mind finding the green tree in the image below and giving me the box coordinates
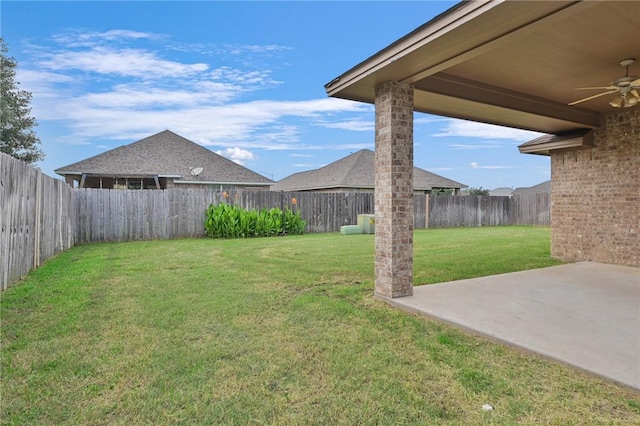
[432,188,454,195]
[1,37,44,163]
[467,187,490,195]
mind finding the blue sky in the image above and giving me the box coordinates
[2,1,549,190]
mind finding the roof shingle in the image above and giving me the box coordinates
[55,130,273,184]
[273,149,465,191]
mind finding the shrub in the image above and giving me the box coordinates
[204,202,305,238]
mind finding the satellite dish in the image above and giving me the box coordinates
[190,166,204,176]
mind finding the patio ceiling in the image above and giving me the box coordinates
[325,1,640,134]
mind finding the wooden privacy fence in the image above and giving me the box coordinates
[1,153,76,290]
[1,153,549,289]
[74,189,548,243]
[75,189,389,243]
[428,194,550,228]
[509,193,551,226]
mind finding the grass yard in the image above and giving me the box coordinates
[2,226,639,425]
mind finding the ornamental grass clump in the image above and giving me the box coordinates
[204,202,305,238]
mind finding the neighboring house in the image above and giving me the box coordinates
[489,187,513,197]
[272,149,465,194]
[512,180,551,196]
[55,130,274,190]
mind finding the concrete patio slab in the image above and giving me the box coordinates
[386,262,640,390]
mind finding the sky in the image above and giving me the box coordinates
[2,1,550,190]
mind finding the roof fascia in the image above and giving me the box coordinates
[173,180,272,186]
[398,1,591,85]
[325,1,594,101]
[58,172,183,178]
[325,0,494,95]
[518,131,594,156]
[275,184,372,192]
[274,184,459,191]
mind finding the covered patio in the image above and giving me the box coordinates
[388,262,640,390]
[326,0,639,295]
[325,0,639,389]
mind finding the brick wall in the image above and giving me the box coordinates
[374,81,414,298]
[551,109,639,267]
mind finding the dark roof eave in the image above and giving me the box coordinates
[518,129,593,156]
[324,0,472,93]
[173,180,273,185]
[56,171,181,178]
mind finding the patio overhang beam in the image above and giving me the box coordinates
[412,74,601,132]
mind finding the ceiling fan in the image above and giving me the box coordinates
[569,58,640,108]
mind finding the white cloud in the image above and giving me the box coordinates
[249,98,365,117]
[16,69,75,109]
[38,47,208,79]
[77,83,240,109]
[209,66,278,86]
[434,119,543,141]
[450,143,502,150]
[215,147,256,165]
[290,153,313,158]
[414,115,449,125]
[37,97,366,148]
[169,43,292,67]
[51,29,161,47]
[222,43,292,55]
[317,119,374,132]
[470,161,518,170]
[19,29,369,151]
[18,69,74,85]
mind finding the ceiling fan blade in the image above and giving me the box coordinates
[574,86,617,90]
[631,89,640,98]
[569,89,619,106]
[631,78,640,86]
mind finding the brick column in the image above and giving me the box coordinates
[374,81,414,299]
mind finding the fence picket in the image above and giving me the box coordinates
[1,153,76,290]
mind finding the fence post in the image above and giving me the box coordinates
[425,194,430,229]
[34,169,42,269]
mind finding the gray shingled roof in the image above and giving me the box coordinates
[512,180,551,195]
[55,130,273,185]
[518,129,592,156]
[273,149,465,191]
[489,187,513,196]
[518,130,588,148]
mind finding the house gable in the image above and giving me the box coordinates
[55,130,274,189]
[273,149,465,192]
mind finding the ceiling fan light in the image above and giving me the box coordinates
[609,95,624,108]
[624,96,638,107]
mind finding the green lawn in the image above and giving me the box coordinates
[2,226,639,425]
